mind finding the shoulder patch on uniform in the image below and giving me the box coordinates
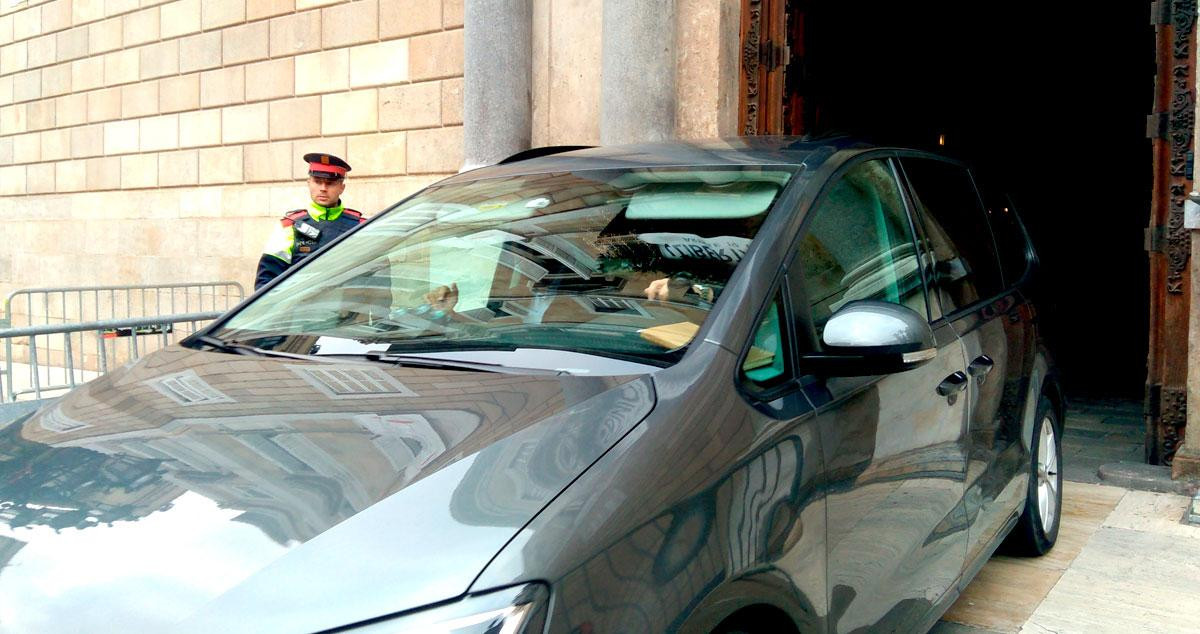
[343,208,366,223]
[281,209,307,227]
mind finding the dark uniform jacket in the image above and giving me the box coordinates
[254,202,364,290]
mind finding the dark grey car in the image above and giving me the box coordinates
[0,138,1063,633]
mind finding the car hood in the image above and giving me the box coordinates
[0,347,654,633]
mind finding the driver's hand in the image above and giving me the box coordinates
[426,283,459,312]
[644,277,671,301]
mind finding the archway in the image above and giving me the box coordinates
[741,0,1173,456]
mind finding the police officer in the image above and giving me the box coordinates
[255,153,365,290]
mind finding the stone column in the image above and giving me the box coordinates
[462,0,533,170]
[600,0,678,145]
[675,0,741,138]
[1175,196,1200,479]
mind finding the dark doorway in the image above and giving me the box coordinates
[772,1,1155,399]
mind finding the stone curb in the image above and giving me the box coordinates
[1096,460,1200,496]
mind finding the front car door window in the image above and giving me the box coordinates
[797,158,928,333]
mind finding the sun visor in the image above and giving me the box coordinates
[607,169,793,188]
[625,181,781,220]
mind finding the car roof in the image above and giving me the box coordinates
[442,135,875,184]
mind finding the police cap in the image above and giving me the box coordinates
[303,153,351,180]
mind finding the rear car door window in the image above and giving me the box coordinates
[901,158,1005,313]
[796,158,928,337]
[974,179,1031,287]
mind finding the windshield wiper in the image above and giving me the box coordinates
[358,351,564,375]
[189,335,315,361]
[190,334,264,355]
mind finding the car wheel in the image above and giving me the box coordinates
[711,606,799,634]
[1005,394,1062,556]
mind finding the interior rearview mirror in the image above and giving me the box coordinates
[801,300,937,376]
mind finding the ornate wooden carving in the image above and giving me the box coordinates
[1168,184,1189,293]
[1169,66,1194,178]
[1161,387,1188,464]
[1147,0,1194,464]
[739,0,788,135]
[1174,0,1197,57]
[742,0,763,135]
[1167,0,1196,293]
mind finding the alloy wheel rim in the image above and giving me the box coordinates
[1036,416,1059,530]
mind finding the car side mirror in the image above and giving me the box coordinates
[800,300,937,376]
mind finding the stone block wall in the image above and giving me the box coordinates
[0,0,464,306]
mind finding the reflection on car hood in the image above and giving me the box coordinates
[0,347,654,633]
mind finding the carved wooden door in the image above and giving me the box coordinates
[739,0,790,134]
[1146,0,1194,465]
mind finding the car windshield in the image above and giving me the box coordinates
[213,166,797,369]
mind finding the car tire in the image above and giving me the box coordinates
[1005,394,1063,556]
[711,607,798,634]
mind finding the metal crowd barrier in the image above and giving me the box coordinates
[1,282,244,330]
[0,282,244,403]
[0,312,224,402]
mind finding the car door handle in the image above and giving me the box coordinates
[968,355,994,379]
[936,371,969,396]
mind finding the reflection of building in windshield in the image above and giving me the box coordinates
[8,347,572,544]
[385,171,775,292]
[233,170,790,356]
[384,209,744,327]
[380,172,617,242]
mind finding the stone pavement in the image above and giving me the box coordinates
[933,401,1200,633]
[1057,399,1145,485]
